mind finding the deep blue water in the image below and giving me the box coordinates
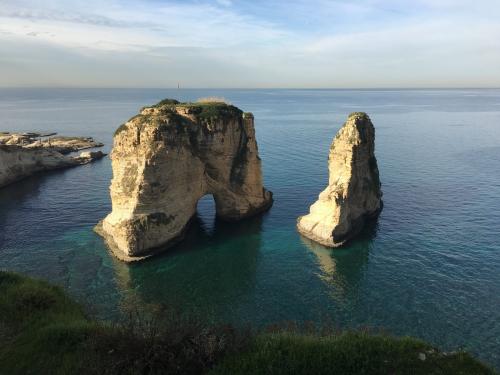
[0,88,499,368]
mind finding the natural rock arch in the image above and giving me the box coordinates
[96,99,273,261]
[196,194,217,229]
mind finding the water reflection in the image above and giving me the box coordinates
[111,214,264,322]
[300,220,379,302]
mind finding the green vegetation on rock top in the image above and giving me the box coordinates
[113,123,128,136]
[153,98,243,120]
[184,103,242,120]
[0,271,496,375]
[153,98,180,107]
[348,112,370,120]
[113,98,244,137]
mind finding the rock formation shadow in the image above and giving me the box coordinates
[0,174,44,207]
[300,218,379,302]
[0,174,50,245]
[0,156,108,230]
[110,213,265,322]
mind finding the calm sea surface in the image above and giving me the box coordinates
[0,88,499,367]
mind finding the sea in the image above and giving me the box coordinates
[0,88,499,368]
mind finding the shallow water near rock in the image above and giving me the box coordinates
[0,88,499,368]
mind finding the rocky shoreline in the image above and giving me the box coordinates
[0,132,106,188]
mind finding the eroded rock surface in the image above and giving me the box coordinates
[97,99,273,261]
[297,112,382,247]
[0,133,106,188]
[0,132,103,153]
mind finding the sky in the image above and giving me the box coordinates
[0,0,499,88]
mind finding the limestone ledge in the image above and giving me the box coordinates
[0,133,106,188]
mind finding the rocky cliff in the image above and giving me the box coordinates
[0,133,106,188]
[297,112,382,247]
[97,99,273,261]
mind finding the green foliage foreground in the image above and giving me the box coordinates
[211,332,494,375]
[0,271,496,375]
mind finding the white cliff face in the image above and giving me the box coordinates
[0,134,106,188]
[98,100,273,261]
[297,112,382,247]
[0,146,72,187]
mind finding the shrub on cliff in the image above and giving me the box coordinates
[0,271,246,374]
[0,271,496,375]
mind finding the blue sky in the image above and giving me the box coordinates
[0,0,499,88]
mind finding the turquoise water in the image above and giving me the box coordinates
[1,88,499,368]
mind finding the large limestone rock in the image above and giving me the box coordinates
[0,134,106,188]
[297,112,382,247]
[97,99,273,261]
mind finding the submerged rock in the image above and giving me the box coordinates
[97,99,273,261]
[297,112,382,247]
[75,150,106,163]
[0,133,106,188]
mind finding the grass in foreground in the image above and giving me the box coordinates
[210,332,493,375]
[0,271,245,375]
[0,271,496,375]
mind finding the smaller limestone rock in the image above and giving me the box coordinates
[297,112,382,247]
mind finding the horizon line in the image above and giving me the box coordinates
[1,86,500,91]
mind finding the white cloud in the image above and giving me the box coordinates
[0,0,499,87]
[0,0,287,52]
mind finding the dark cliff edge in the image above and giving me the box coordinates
[0,271,495,375]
